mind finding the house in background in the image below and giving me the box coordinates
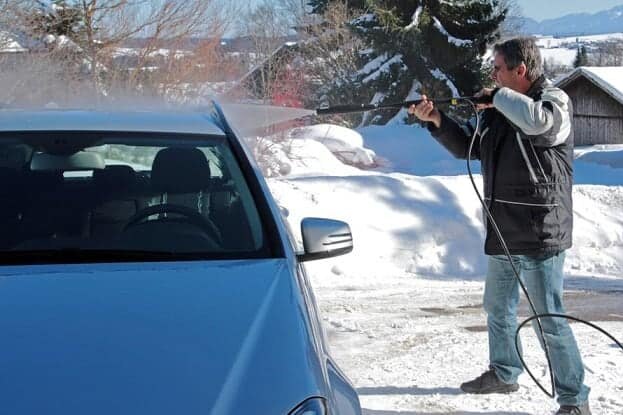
[0,30,30,69]
[223,41,312,136]
[225,41,304,106]
[556,66,623,146]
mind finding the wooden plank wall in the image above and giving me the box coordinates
[563,77,623,146]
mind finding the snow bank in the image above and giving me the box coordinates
[269,122,623,279]
[575,145,623,185]
[288,124,377,168]
[576,144,623,168]
[357,124,478,175]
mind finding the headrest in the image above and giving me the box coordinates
[93,165,137,190]
[151,147,211,194]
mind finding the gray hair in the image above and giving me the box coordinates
[494,37,543,81]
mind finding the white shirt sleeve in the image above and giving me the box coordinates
[493,86,572,147]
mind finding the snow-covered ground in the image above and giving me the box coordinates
[536,32,623,67]
[262,122,623,414]
[540,48,578,68]
[535,33,623,49]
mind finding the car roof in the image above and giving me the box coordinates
[0,109,227,136]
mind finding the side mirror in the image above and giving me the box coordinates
[297,218,353,262]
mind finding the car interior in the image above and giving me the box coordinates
[0,135,267,261]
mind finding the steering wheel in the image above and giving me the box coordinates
[123,203,222,244]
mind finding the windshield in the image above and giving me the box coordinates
[0,132,272,264]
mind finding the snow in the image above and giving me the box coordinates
[112,47,191,60]
[352,13,376,25]
[0,31,28,53]
[535,33,623,68]
[575,144,623,162]
[360,53,389,76]
[535,33,623,49]
[575,145,623,185]
[432,17,472,47]
[362,54,405,84]
[540,47,577,67]
[405,6,423,31]
[431,68,460,97]
[265,119,623,414]
[287,124,377,168]
[388,80,422,125]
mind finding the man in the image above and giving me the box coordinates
[408,37,590,415]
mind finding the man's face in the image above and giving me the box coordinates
[491,52,523,91]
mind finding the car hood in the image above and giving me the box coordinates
[0,259,326,414]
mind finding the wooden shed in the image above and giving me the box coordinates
[555,66,623,146]
[0,30,30,70]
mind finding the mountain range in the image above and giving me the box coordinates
[517,5,623,36]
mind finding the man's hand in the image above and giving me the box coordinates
[408,95,441,129]
[474,88,496,110]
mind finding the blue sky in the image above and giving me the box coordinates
[519,0,623,20]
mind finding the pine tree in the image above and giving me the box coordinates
[317,0,506,124]
[573,45,589,68]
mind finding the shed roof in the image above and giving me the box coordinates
[0,30,28,53]
[556,66,623,106]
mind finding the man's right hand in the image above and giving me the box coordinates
[408,95,441,129]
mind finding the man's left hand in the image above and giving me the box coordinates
[475,88,496,110]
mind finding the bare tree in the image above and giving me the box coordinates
[0,0,18,50]
[0,0,11,20]
[278,0,307,30]
[238,0,296,104]
[592,39,623,66]
[543,57,570,80]
[297,0,366,120]
[155,36,244,104]
[9,0,236,100]
[497,0,523,37]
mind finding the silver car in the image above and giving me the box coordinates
[0,104,361,415]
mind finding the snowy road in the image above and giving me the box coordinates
[308,272,622,415]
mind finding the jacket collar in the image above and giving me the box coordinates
[526,75,548,98]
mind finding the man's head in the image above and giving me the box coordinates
[492,37,543,93]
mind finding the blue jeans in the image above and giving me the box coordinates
[483,251,590,406]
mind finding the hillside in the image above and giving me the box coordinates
[518,5,623,36]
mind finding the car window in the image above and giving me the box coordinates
[0,133,272,264]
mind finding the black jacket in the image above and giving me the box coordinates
[429,76,574,256]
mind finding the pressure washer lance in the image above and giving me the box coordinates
[315,95,493,115]
[315,95,623,400]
